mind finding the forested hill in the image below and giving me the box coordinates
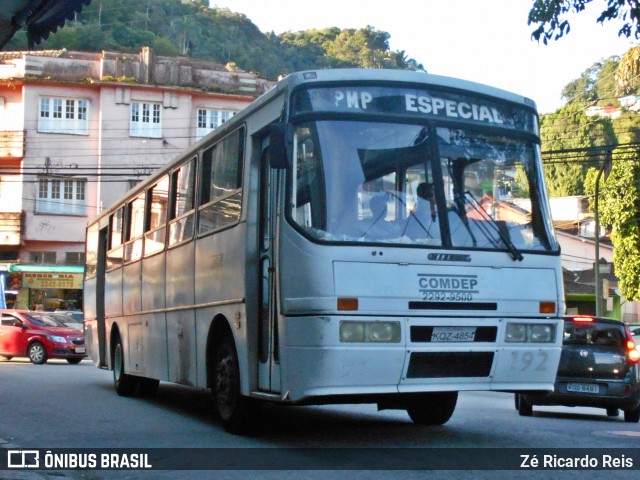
[4,0,423,79]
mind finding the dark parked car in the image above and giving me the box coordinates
[0,309,87,364]
[515,315,640,422]
[627,323,640,336]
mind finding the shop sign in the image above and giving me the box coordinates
[22,272,83,289]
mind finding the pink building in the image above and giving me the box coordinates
[0,47,274,309]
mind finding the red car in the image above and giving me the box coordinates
[0,309,87,364]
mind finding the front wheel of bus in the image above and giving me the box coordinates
[113,338,137,397]
[406,392,458,425]
[214,336,259,433]
[517,394,533,416]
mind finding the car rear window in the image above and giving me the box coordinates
[563,321,626,348]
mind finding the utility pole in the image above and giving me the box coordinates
[594,152,612,317]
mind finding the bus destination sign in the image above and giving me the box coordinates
[293,86,537,134]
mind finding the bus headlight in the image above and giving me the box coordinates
[340,321,401,343]
[339,321,366,342]
[505,323,556,343]
[529,324,554,343]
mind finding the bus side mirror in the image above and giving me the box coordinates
[269,123,293,169]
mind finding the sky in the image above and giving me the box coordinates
[210,0,638,113]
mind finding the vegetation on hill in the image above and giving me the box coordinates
[5,0,422,78]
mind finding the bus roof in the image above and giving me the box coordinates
[277,69,536,109]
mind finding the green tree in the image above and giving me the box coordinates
[562,57,620,106]
[540,102,615,196]
[616,46,640,94]
[584,144,640,300]
[582,111,640,300]
[528,0,640,43]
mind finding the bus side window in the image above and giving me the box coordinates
[85,223,100,279]
[168,158,196,247]
[144,175,169,256]
[106,207,124,270]
[124,192,145,262]
[198,128,244,235]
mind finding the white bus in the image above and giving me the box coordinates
[84,69,564,432]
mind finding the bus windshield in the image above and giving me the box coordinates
[288,120,557,254]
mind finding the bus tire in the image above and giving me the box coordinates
[28,342,47,364]
[624,405,640,423]
[214,335,259,433]
[137,378,160,397]
[406,392,457,425]
[113,337,137,397]
[518,395,533,416]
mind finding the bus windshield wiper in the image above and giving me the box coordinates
[463,191,524,262]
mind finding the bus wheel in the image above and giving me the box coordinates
[518,395,533,416]
[624,405,640,423]
[214,336,259,433]
[137,378,160,397]
[406,392,457,425]
[113,337,137,396]
[28,342,47,364]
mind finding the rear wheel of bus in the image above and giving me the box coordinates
[213,334,260,433]
[113,335,137,396]
[406,392,458,425]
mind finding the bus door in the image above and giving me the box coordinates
[257,142,282,393]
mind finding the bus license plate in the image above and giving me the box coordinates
[431,327,476,342]
[567,383,599,394]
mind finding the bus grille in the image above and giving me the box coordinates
[406,352,494,378]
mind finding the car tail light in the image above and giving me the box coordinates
[625,328,640,364]
[573,316,594,322]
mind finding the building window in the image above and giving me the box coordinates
[38,97,88,134]
[29,251,56,264]
[196,109,235,140]
[36,178,87,215]
[65,252,85,265]
[0,251,18,261]
[130,101,161,138]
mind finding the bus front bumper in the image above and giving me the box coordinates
[278,316,562,403]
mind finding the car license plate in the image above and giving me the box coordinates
[75,347,86,354]
[567,382,599,394]
[431,327,476,342]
